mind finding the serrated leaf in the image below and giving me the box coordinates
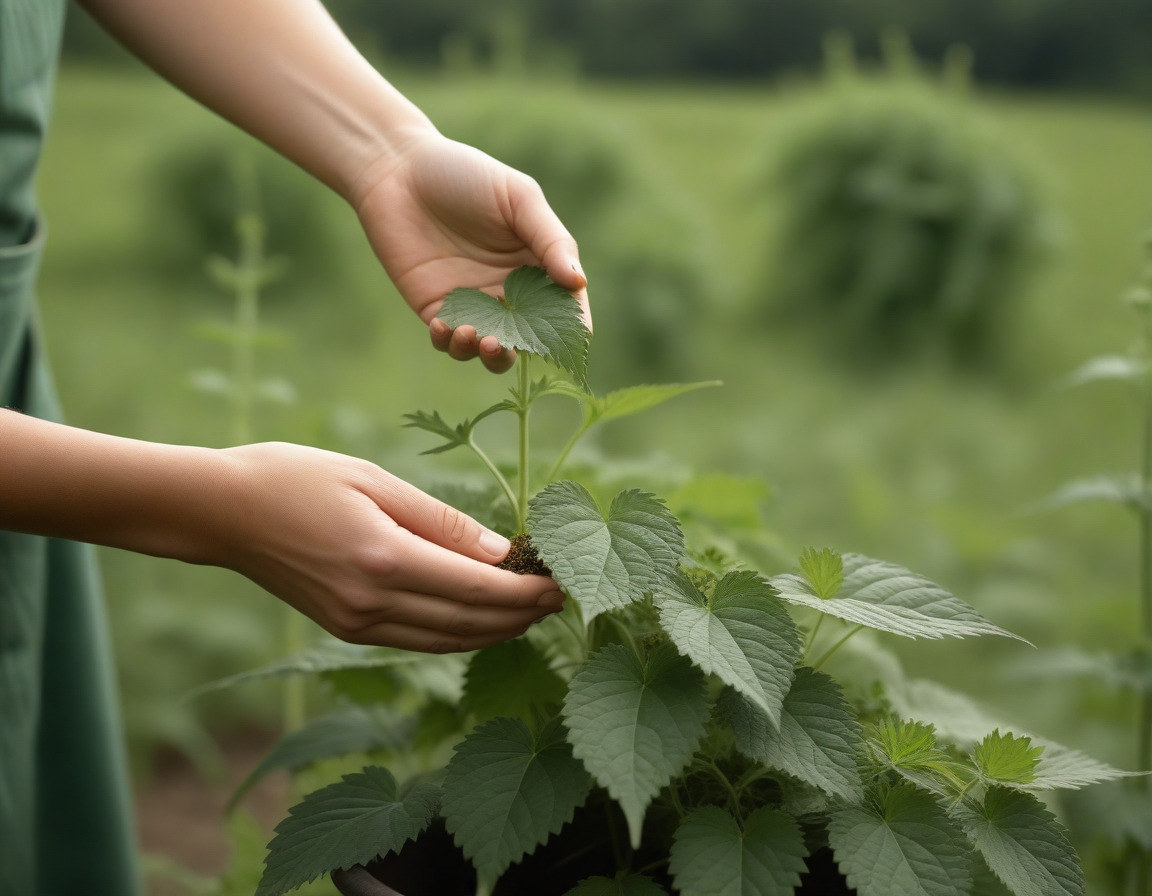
[828,784,972,896]
[402,402,514,455]
[771,553,1026,642]
[256,767,438,896]
[868,718,972,796]
[1056,355,1147,390]
[656,570,799,725]
[974,731,1044,786]
[229,705,413,811]
[564,875,669,896]
[461,639,567,727]
[798,547,844,600]
[562,642,710,847]
[722,666,864,802]
[441,716,591,885]
[952,787,1084,896]
[438,265,590,389]
[1030,474,1150,513]
[529,482,685,619]
[669,806,809,896]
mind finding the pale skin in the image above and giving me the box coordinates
[0,0,588,652]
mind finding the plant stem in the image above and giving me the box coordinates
[545,421,592,484]
[811,623,865,671]
[805,613,826,664]
[467,435,520,529]
[517,354,532,528]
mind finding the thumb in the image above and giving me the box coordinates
[385,476,511,564]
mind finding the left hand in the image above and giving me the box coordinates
[352,130,590,373]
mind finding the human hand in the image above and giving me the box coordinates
[352,131,589,373]
[215,441,564,653]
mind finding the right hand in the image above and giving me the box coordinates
[214,441,564,653]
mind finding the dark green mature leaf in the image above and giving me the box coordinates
[952,787,1084,896]
[723,666,863,802]
[828,785,972,896]
[564,875,669,896]
[441,717,592,885]
[562,642,710,847]
[771,553,1025,642]
[256,767,438,896]
[438,265,590,389]
[669,806,809,896]
[461,639,567,727]
[529,482,685,619]
[655,570,799,725]
[229,705,412,811]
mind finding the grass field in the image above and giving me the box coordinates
[32,64,1152,884]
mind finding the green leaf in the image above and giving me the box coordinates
[974,731,1044,787]
[799,547,844,600]
[256,767,438,896]
[669,806,809,896]
[461,639,567,727]
[1030,474,1150,514]
[229,706,413,811]
[564,875,669,896]
[441,716,592,885]
[656,570,799,725]
[771,553,1026,642]
[402,402,513,455]
[562,642,710,847]
[828,784,972,896]
[438,265,590,389]
[529,482,685,620]
[868,718,972,797]
[722,666,864,802]
[952,787,1084,896]
[186,641,426,700]
[1056,355,1147,390]
[574,381,723,427]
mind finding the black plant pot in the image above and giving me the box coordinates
[331,816,855,896]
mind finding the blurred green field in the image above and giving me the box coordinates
[34,61,1152,817]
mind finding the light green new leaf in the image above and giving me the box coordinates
[256,767,438,896]
[952,787,1084,896]
[441,716,591,885]
[438,265,590,389]
[461,639,567,726]
[229,705,412,811]
[771,553,1025,642]
[669,806,809,896]
[564,875,669,896]
[573,381,723,427]
[722,666,863,802]
[974,731,1044,787]
[799,547,844,600]
[562,642,710,847]
[828,784,972,896]
[655,570,799,725]
[868,718,972,797]
[529,482,685,619]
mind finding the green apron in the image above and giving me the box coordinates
[1,2,143,894]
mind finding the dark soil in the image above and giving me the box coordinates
[497,533,552,577]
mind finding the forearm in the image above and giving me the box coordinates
[77,0,435,201]
[0,409,234,565]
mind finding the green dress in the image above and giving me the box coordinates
[1,2,143,894]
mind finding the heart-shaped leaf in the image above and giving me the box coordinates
[529,481,684,620]
[438,265,590,389]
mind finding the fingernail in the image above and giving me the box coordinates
[539,590,566,609]
[430,318,450,337]
[570,260,586,283]
[479,528,510,557]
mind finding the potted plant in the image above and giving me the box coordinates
[213,268,1128,896]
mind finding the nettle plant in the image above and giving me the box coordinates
[227,268,1125,896]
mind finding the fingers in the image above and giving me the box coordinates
[429,320,517,373]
